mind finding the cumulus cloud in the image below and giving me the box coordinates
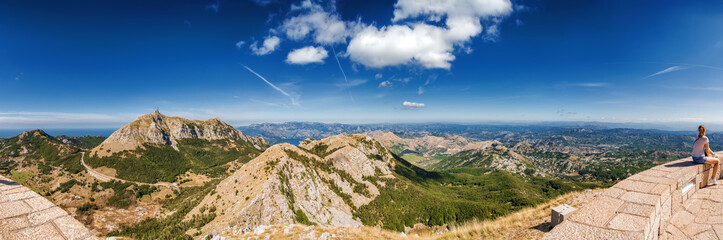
[281,0,360,44]
[258,0,515,69]
[250,36,281,55]
[375,73,383,79]
[402,101,425,109]
[347,0,513,69]
[286,46,328,64]
[392,0,513,22]
[378,80,392,88]
[235,40,246,49]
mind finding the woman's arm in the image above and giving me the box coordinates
[706,143,714,157]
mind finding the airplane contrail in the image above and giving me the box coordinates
[331,45,354,102]
[645,66,687,78]
[241,64,298,105]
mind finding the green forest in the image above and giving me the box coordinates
[85,139,261,183]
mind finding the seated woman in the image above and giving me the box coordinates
[693,125,720,185]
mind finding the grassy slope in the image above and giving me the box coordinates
[355,155,602,232]
[0,131,85,174]
[85,139,261,183]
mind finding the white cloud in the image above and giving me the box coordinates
[393,77,411,83]
[418,86,425,94]
[249,0,276,6]
[286,46,328,64]
[572,82,608,87]
[402,101,425,109]
[263,0,515,69]
[392,0,513,22]
[375,73,383,79]
[250,36,281,55]
[378,81,392,88]
[347,0,513,69]
[281,0,360,44]
[334,79,367,88]
[235,40,246,49]
[206,0,220,13]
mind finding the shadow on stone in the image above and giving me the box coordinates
[532,222,552,233]
[0,179,20,186]
[662,161,698,169]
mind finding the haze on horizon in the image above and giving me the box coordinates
[1,0,723,130]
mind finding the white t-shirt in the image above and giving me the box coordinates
[692,136,709,157]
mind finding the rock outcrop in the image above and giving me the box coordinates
[90,110,267,157]
[187,134,396,235]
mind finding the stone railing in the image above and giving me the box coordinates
[544,153,721,240]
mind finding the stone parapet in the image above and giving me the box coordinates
[544,153,722,240]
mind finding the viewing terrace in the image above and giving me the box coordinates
[545,152,723,239]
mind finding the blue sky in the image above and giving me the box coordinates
[1,0,722,129]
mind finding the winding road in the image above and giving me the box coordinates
[80,152,179,190]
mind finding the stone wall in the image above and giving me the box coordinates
[544,153,721,240]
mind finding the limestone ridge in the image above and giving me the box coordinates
[90,111,268,157]
[188,134,396,234]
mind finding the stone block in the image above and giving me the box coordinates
[27,207,67,225]
[0,216,31,232]
[0,200,33,219]
[641,169,675,178]
[2,223,65,240]
[606,213,648,232]
[672,187,683,215]
[7,190,36,201]
[23,196,55,212]
[602,187,626,199]
[670,210,694,229]
[568,196,624,227]
[620,191,660,206]
[615,180,659,194]
[551,204,577,228]
[712,225,723,239]
[618,202,656,218]
[53,215,92,240]
[682,223,711,237]
[692,230,717,240]
[663,224,688,240]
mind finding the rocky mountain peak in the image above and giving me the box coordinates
[188,134,396,235]
[90,112,267,157]
[18,129,52,139]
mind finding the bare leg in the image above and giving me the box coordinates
[705,158,720,180]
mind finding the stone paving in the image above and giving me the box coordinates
[666,184,723,239]
[0,174,98,240]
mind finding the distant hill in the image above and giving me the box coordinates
[239,122,371,144]
[85,111,269,183]
[55,135,106,149]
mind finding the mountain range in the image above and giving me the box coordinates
[2,114,701,239]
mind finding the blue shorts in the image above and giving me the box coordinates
[693,156,708,164]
